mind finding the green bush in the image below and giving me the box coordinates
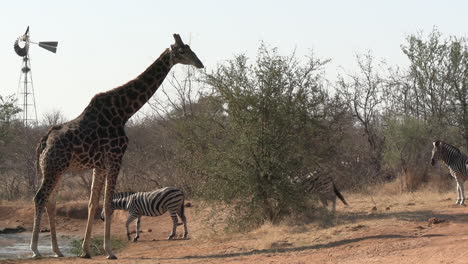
[186,44,331,228]
[69,236,126,257]
[383,116,461,191]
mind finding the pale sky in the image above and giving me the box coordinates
[1,0,467,121]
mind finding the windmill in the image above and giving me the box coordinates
[14,26,58,126]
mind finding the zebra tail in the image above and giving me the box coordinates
[333,182,348,206]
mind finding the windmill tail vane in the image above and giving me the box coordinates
[36,41,58,53]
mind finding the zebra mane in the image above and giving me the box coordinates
[441,141,462,155]
[112,191,136,199]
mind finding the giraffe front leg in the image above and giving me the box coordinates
[81,169,104,258]
[103,172,119,259]
[46,190,63,257]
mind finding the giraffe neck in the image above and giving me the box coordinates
[82,48,174,125]
[119,48,175,121]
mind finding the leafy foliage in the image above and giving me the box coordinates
[69,236,126,257]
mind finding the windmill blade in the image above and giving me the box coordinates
[38,41,58,53]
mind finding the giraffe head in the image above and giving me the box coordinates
[170,34,204,69]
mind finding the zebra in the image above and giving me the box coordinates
[100,187,188,242]
[431,140,468,205]
[297,173,348,212]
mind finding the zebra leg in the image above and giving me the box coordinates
[319,196,328,209]
[45,189,63,257]
[458,180,466,206]
[455,179,462,205]
[331,196,337,213]
[126,213,138,241]
[168,210,178,240]
[133,216,141,242]
[178,203,188,239]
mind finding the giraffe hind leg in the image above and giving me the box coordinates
[46,189,64,257]
[31,198,45,258]
[31,172,61,258]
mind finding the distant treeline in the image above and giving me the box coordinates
[0,29,466,228]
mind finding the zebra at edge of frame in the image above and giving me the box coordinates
[431,140,468,206]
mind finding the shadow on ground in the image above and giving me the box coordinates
[335,209,468,225]
[158,233,443,261]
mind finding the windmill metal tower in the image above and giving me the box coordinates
[14,26,58,126]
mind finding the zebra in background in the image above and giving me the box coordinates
[431,140,468,205]
[100,187,188,242]
[296,173,348,212]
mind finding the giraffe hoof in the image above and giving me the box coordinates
[132,237,138,242]
[167,236,174,240]
[80,252,91,259]
[54,252,64,258]
[32,253,42,259]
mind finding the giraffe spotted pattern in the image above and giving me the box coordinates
[30,34,203,260]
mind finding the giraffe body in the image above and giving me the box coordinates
[30,34,203,259]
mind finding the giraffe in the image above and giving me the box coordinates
[30,34,204,259]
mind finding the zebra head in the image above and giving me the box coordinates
[431,140,442,166]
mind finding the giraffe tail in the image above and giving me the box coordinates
[35,135,48,179]
[333,182,348,206]
[35,125,62,179]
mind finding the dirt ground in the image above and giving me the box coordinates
[1,190,468,264]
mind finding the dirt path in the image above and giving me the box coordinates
[1,192,468,264]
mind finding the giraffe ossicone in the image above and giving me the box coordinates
[30,33,203,259]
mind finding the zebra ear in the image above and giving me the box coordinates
[433,140,440,147]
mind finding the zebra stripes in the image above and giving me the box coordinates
[431,140,468,205]
[294,173,348,212]
[100,187,188,242]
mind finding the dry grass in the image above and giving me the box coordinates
[183,185,457,254]
[0,185,458,256]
